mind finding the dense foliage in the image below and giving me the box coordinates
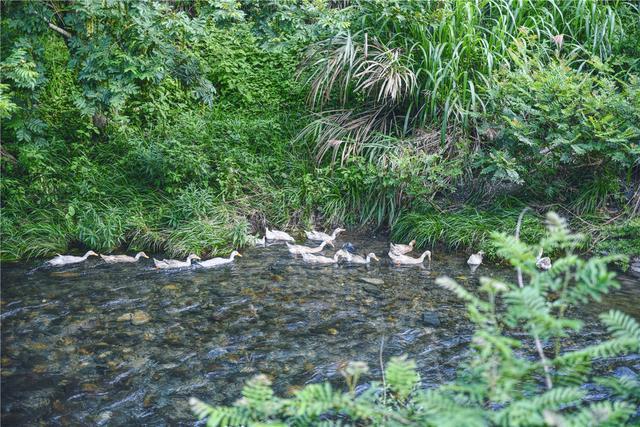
[191,213,640,426]
[1,0,639,261]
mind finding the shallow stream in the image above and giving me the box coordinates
[2,235,639,425]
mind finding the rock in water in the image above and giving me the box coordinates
[117,311,151,325]
[131,310,151,325]
[613,366,638,380]
[421,311,441,328]
[359,277,384,286]
[116,313,132,322]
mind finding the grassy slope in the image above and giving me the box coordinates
[1,12,638,263]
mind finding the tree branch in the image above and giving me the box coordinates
[48,22,72,38]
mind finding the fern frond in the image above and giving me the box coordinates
[288,382,338,418]
[240,374,283,416]
[385,356,420,402]
[596,374,640,402]
[600,310,640,343]
[495,387,584,426]
[190,397,216,420]
[562,401,635,427]
[189,398,250,426]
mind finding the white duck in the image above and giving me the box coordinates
[390,240,416,255]
[536,248,552,271]
[197,251,242,268]
[153,254,200,269]
[467,251,484,266]
[305,228,345,242]
[265,227,295,242]
[389,250,431,266]
[340,251,379,264]
[100,252,149,264]
[301,252,340,264]
[286,240,333,255]
[46,251,99,267]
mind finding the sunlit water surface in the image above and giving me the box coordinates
[2,235,639,425]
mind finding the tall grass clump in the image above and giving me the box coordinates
[299,0,629,164]
[392,206,546,257]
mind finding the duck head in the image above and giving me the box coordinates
[187,254,201,261]
[136,252,149,259]
[230,251,242,259]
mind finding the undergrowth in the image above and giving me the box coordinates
[1,1,638,262]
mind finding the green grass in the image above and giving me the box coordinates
[391,206,640,266]
[592,218,640,270]
[391,206,547,258]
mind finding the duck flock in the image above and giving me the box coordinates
[43,227,548,271]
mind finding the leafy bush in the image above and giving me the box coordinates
[482,49,640,210]
[0,1,318,260]
[192,213,640,426]
[298,0,633,164]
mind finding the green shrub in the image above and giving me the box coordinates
[192,213,640,426]
[483,50,640,210]
[299,0,633,163]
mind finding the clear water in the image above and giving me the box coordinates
[2,235,639,425]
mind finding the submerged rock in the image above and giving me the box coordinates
[131,311,150,325]
[96,411,112,426]
[49,271,80,278]
[421,311,441,328]
[116,313,131,322]
[359,277,384,286]
[116,310,151,325]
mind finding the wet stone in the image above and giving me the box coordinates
[117,310,151,325]
[81,383,99,392]
[361,284,382,297]
[359,277,384,286]
[421,311,441,328]
[96,411,112,426]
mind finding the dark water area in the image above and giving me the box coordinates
[2,235,639,425]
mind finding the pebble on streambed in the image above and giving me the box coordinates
[116,310,151,325]
[421,311,441,328]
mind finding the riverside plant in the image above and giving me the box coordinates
[191,212,640,426]
[298,0,630,164]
